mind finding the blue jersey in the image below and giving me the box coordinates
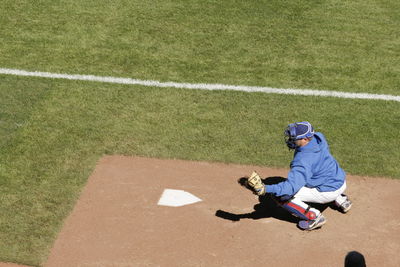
[266,132,346,197]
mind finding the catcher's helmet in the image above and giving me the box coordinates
[284,121,314,149]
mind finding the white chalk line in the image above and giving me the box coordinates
[1,68,399,102]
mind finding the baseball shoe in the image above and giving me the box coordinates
[298,214,326,231]
[336,194,352,213]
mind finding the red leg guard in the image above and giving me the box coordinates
[279,198,318,220]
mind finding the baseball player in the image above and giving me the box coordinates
[247,121,352,230]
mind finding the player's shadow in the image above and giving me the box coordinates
[215,176,329,224]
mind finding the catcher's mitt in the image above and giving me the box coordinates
[247,171,266,196]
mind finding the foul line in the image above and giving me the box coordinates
[1,68,399,102]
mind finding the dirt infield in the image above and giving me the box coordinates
[5,156,399,266]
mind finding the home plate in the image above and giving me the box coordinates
[158,189,202,207]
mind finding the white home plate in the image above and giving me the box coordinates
[158,189,202,207]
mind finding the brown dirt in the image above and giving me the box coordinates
[6,156,400,266]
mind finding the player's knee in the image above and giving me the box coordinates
[280,198,319,221]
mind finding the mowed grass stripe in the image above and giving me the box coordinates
[1,68,399,102]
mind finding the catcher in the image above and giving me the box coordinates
[247,121,352,230]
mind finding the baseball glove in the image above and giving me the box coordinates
[247,171,266,196]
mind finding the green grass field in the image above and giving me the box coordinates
[0,0,399,265]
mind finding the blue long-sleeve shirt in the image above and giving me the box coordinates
[266,132,346,197]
